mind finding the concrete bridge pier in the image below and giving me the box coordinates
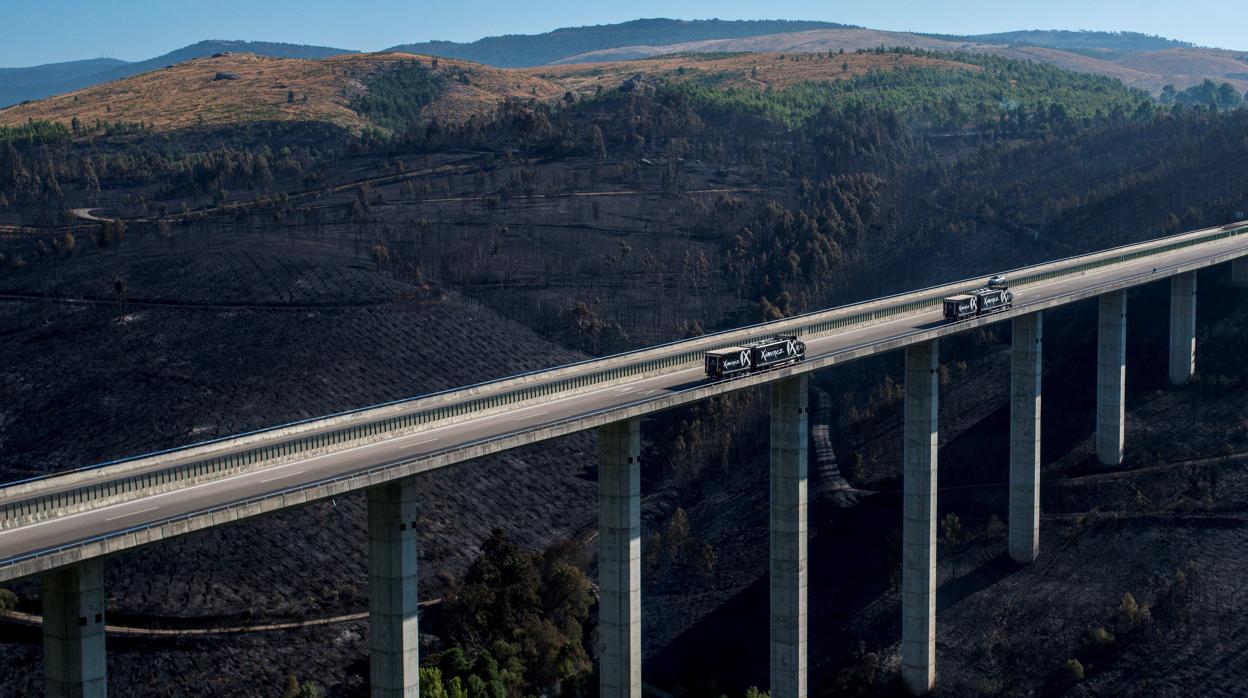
[43,559,107,698]
[1169,272,1197,386]
[1096,291,1127,466]
[902,341,939,695]
[1231,258,1248,287]
[1009,313,1043,563]
[599,418,641,698]
[368,478,421,698]
[770,375,808,698]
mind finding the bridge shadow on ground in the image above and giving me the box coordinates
[645,488,1034,694]
[646,492,906,693]
[936,553,1021,613]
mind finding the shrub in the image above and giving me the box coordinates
[1081,625,1115,656]
[1119,592,1152,630]
[1065,658,1085,682]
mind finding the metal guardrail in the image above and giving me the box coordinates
[0,359,777,571]
[2,233,1245,574]
[3,221,1247,531]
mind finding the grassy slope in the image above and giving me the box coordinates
[0,52,567,133]
[0,50,1020,135]
[531,50,980,94]
[550,28,1248,95]
[0,51,987,135]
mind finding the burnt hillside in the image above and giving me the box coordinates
[0,59,1247,696]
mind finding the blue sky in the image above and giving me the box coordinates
[1,0,1246,67]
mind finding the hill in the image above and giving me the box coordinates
[927,29,1194,52]
[1,47,1150,136]
[531,50,980,95]
[551,27,1248,94]
[387,18,854,67]
[0,40,358,108]
[0,52,565,133]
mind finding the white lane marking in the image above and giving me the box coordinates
[0,350,706,510]
[511,410,549,421]
[618,386,636,394]
[398,438,439,450]
[644,389,659,395]
[105,506,159,522]
[259,470,305,484]
[3,237,1238,542]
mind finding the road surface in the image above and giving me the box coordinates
[0,229,1244,575]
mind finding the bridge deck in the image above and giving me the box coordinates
[1,226,1246,581]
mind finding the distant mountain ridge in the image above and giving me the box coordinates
[537,27,1246,96]
[0,40,357,107]
[2,21,1240,109]
[387,18,856,67]
[922,29,1195,52]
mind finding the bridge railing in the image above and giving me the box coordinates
[0,354,789,574]
[2,220,1246,530]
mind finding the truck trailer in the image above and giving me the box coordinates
[704,334,806,379]
[942,286,1014,322]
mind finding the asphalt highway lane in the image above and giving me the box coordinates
[1,230,1244,568]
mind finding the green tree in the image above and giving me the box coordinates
[465,675,497,698]
[420,667,448,698]
[590,124,607,160]
[439,647,471,677]
[442,531,593,692]
[1215,82,1241,111]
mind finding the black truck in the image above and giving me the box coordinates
[704,334,807,379]
[942,286,1014,322]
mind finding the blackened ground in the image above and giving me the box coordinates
[643,267,1248,696]
[0,231,600,696]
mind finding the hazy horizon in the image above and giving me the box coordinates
[2,0,1248,68]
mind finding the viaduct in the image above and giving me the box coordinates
[2,221,1247,697]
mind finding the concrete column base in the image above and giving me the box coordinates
[1096,291,1127,466]
[1009,313,1042,563]
[902,341,938,695]
[368,478,420,698]
[600,418,641,698]
[43,559,107,698]
[770,375,808,698]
